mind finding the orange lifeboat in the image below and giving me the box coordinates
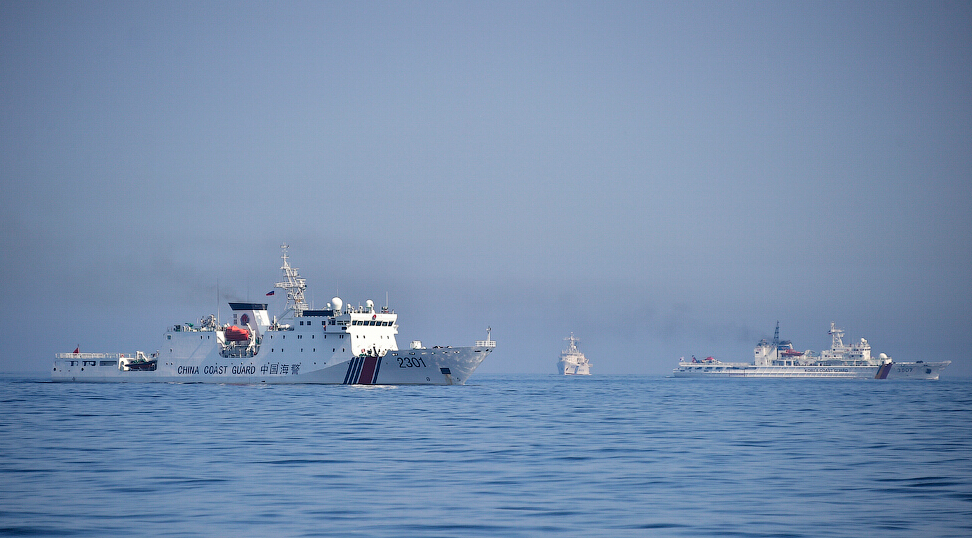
[225,325,250,341]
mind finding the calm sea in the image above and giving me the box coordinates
[1,375,969,537]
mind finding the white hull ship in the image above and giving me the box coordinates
[673,322,949,380]
[558,333,591,375]
[53,247,495,385]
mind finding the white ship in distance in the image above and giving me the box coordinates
[53,246,495,385]
[559,333,591,375]
[673,322,949,379]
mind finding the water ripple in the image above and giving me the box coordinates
[1,376,969,538]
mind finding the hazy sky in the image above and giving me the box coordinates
[2,1,970,377]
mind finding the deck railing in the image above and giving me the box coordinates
[55,353,127,359]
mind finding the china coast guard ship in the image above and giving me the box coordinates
[673,322,949,379]
[53,246,495,385]
[558,333,591,375]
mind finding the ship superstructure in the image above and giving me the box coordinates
[674,322,949,379]
[53,246,495,385]
[558,333,591,375]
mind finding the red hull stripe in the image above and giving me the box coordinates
[342,356,383,385]
[357,357,378,385]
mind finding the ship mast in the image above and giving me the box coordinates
[274,244,308,318]
[565,332,579,353]
[774,321,780,361]
[829,322,844,350]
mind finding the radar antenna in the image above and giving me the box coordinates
[274,244,308,318]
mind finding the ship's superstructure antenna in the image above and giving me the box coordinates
[829,322,844,350]
[565,332,580,352]
[275,244,308,318]
[773,321,780,360]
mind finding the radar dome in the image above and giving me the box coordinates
[366,299,374,312]
[332,297,343,313]
[879,353,888,359]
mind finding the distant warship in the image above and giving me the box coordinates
[558,333,591,375]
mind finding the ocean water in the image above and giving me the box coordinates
[1,375,970,537]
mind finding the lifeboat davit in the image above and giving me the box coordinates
[225,326,250,341]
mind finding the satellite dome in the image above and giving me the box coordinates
[332,297,343,313]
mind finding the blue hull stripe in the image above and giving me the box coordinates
[372,357,382,384]
[342,358,358,385]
